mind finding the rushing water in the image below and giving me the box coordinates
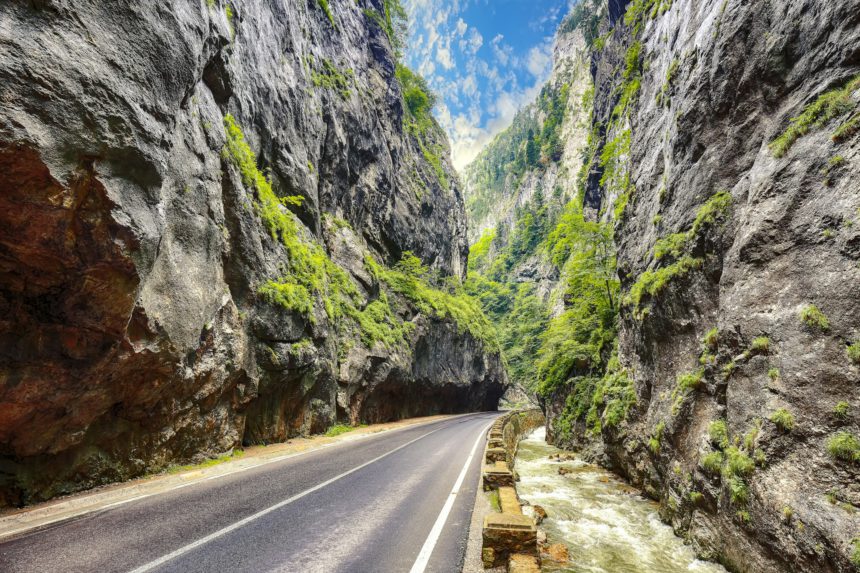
[516,427,727,573]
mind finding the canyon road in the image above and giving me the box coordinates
[0,412,501,573]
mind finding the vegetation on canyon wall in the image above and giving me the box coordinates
[464,7,634,442]
[466,0,860,569]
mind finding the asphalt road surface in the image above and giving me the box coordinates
[0,412,501,573]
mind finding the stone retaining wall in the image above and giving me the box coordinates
[480,410,544,571]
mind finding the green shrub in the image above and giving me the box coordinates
[768,368,780,381]
[654,232,690,260]
[782,505,793,521]
[649,421,665,454]
[847,340,860,364]
[709,420,729,449]
[728,475,749,505]
[396,64,436,124]
[800,304,830,331]
[324,424,355,437]
[743,421,761,451]
[671,369,703,415]
[769,75,860,157]
[678,369,704,391]
[769,408,794,432]
[625,256,703,311]
[833,113,860,143]
[750,336,770,354]
[834,401,850,421]
[691,191,732,236]
[311,58,354,99]
[701,451,724,474]
[703,327,719,350]
[724,446,755,477]
[827,432,860,463]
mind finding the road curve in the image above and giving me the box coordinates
[0,412,502,573]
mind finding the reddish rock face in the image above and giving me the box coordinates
[0,2,506,506]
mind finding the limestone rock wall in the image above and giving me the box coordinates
[0,0,506,506]
[548,0,860,571]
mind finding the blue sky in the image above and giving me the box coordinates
[403,0,576,170]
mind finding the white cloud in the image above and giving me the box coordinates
[461,74,478,97]
[401,0,561,172]
[436,36,455,70]
[526,42,552,78]
[490,34,511,65]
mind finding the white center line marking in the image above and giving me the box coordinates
[408,418,495,573]
[128,425,448,573]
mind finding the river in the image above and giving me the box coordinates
[515,427,727,573]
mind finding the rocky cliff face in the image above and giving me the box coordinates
[0,0,506,506]
[543,0,860,571]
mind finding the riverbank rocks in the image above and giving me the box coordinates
[558,467,573,476]
[531,505,547,525]
[541,543,569,563]
[507,553,541,573]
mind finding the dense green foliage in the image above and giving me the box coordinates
[467,186,628,439]
[368,253,500,351]
[394,64,448,191]
[223,116,495,352]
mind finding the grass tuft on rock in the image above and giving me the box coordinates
[834,401,850,421]
[826,432,860,463]
[709,419,730,449]
[750,336,770,354]
[847,339,860,364]
[769,408,794,432]
[769,75,860,158]
[800,304,830,332]
[317,0,335,26]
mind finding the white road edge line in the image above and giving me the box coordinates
[408,418,495,573]
[127,424,449,573]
